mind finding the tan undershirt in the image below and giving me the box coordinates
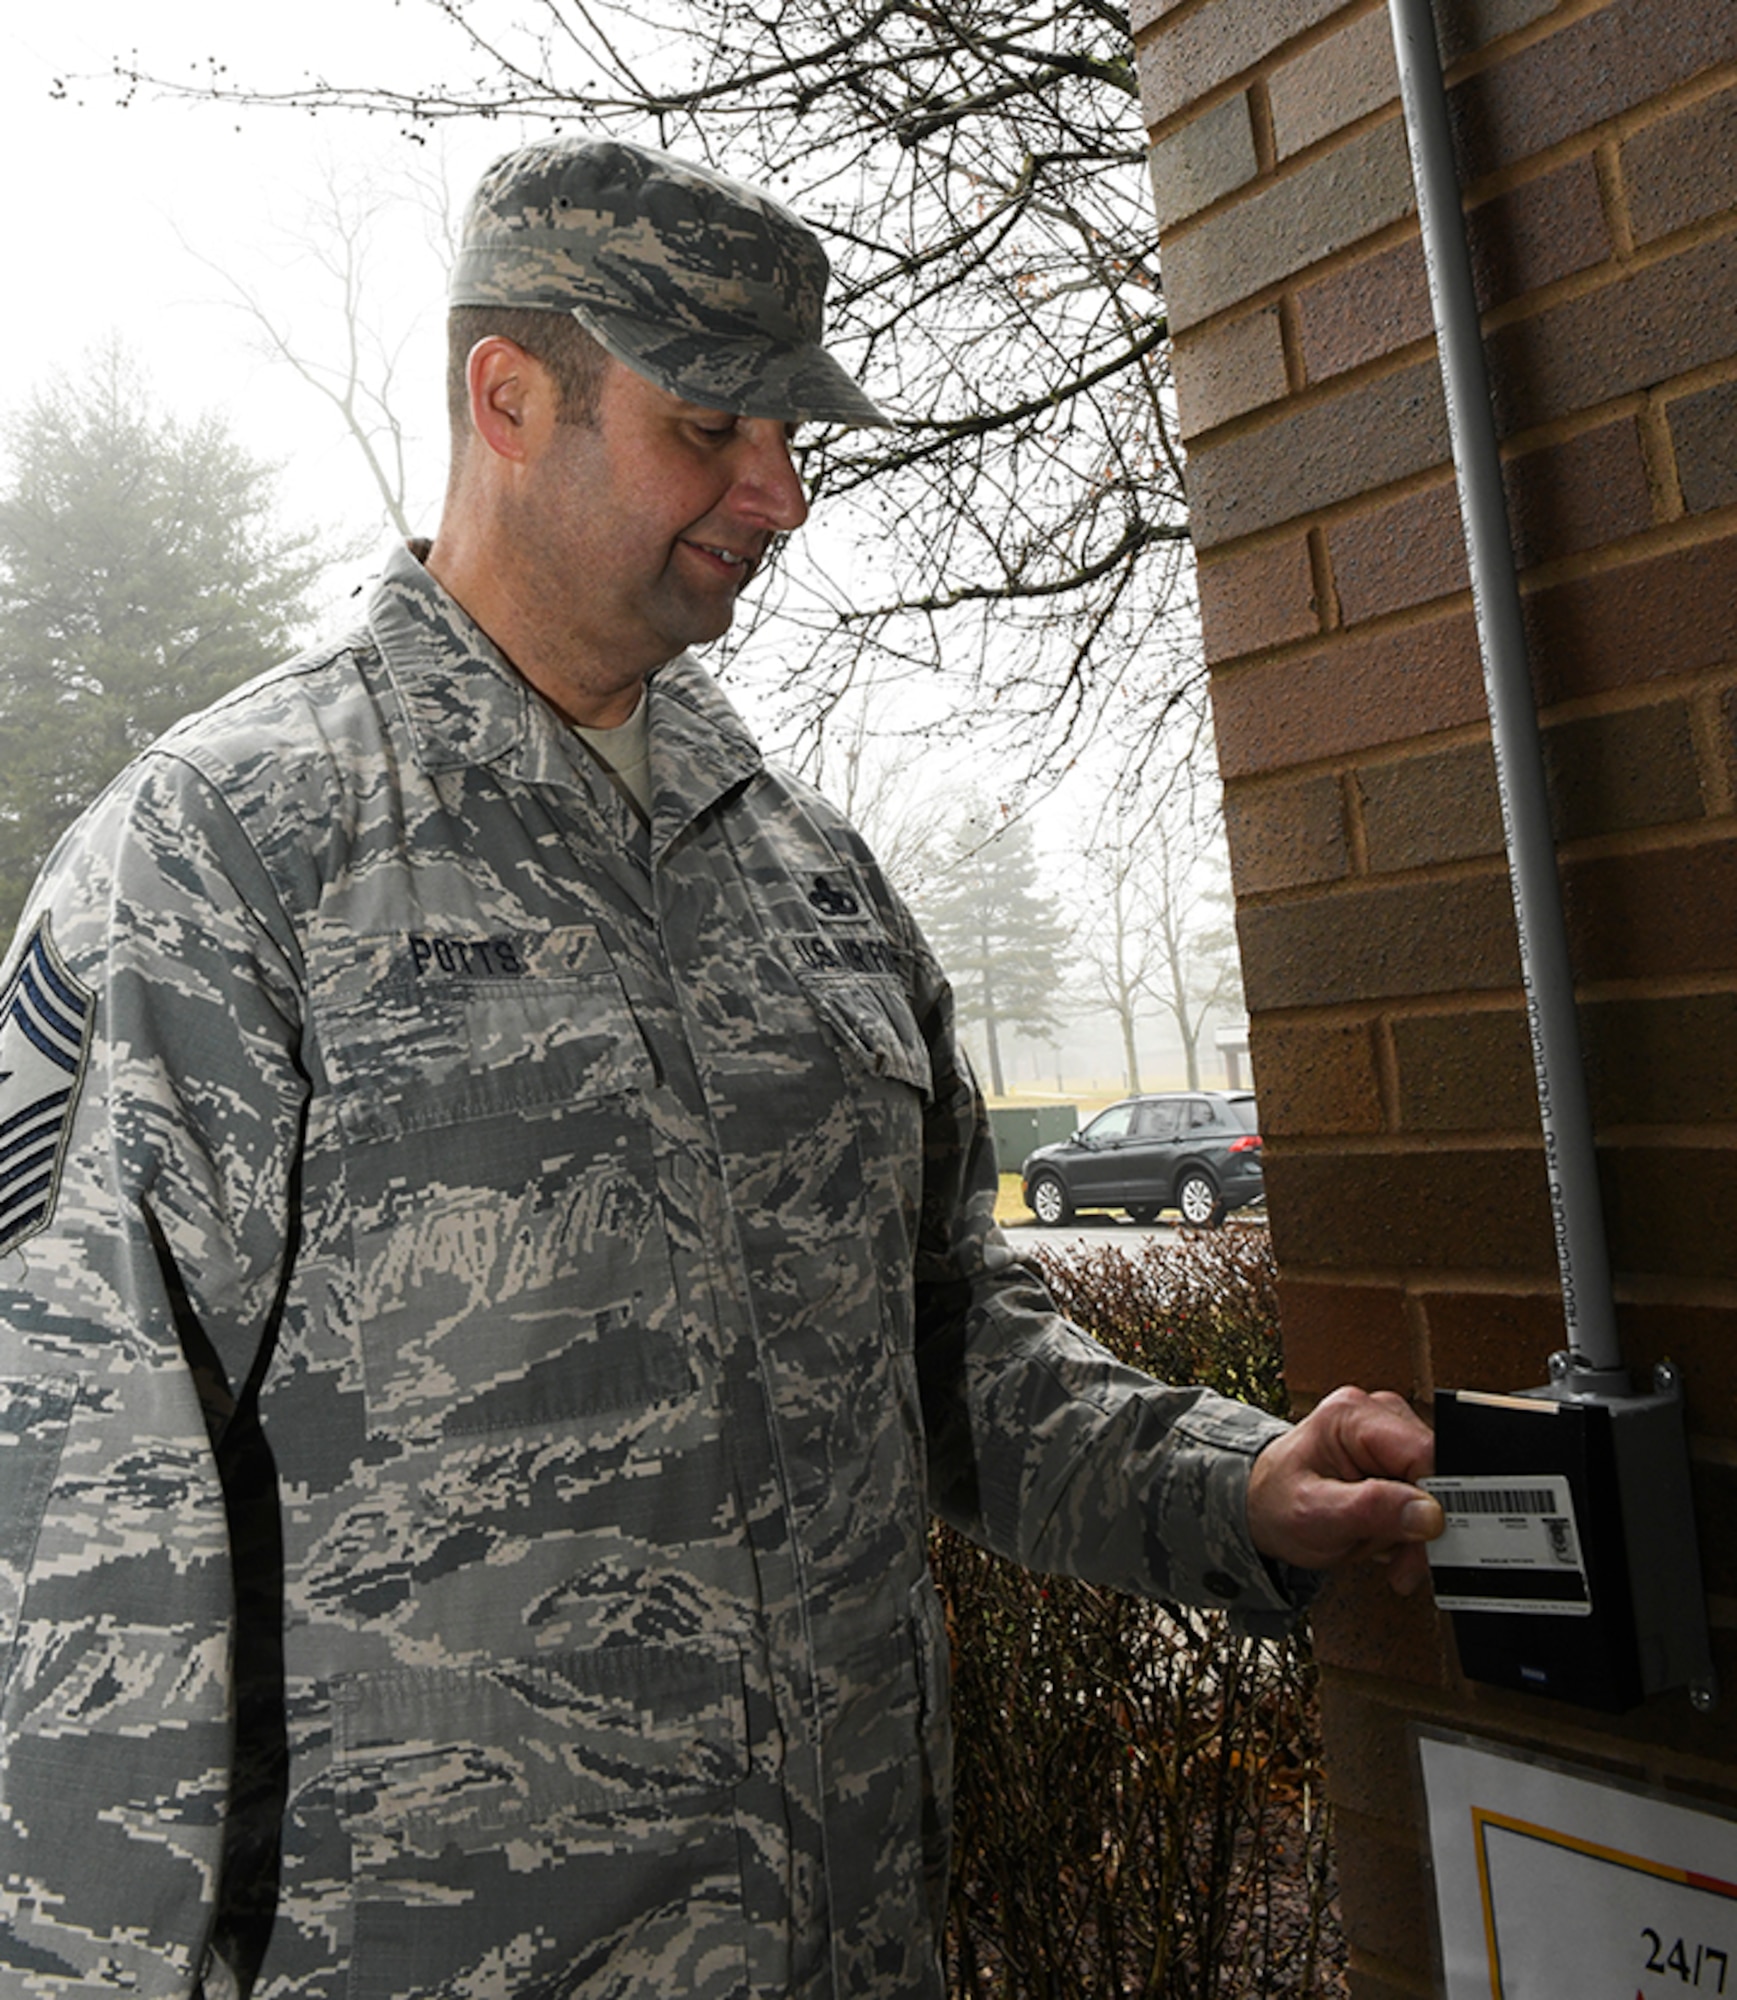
[572,689,652,821]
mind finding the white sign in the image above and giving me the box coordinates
[1422,1734,1737,2000]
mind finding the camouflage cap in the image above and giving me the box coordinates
[450,137,890,428]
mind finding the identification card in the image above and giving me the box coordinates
[1422,1473,1593,1616]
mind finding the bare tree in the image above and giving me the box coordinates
[1066,715,1246,1092]
[1073,837,1156,1094]
[177,152,459,541]
[1138,812,1244,1092]
[112,0,1202,807]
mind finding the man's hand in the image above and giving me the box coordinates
[1246,1386,1444,1595]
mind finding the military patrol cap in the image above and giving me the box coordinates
[450,137,889,428]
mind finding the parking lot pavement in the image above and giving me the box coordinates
[1001,1214,1179,1253]
[1000,1211,1267,1254]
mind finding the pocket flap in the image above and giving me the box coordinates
[333,1642,750,1841]
[784,950,933,1100]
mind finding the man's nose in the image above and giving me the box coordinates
[734,422,810,532]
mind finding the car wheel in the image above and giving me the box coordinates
[1126,1204,1160,1225]
[1030,1173,1073,1226]
[1175,1168,1221,1228]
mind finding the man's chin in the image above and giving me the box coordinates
[660,593,743,656]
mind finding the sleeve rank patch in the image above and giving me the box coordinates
[0,919,96,1258]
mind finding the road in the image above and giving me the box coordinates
[1000,1210,1269,1254]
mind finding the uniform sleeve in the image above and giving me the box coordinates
[903,924,1312,1634]
[0,751,308,1995]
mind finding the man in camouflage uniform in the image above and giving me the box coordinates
[0,140,1440,1998]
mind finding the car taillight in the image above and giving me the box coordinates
[1229,1135,1261,1153]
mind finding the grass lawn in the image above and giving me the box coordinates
[994,1173,1029,1227]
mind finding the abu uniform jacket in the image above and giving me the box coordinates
[0,545,1298,1998]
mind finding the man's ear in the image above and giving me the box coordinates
[465,337,554,464]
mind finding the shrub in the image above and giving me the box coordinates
[934,1226,1342,1998]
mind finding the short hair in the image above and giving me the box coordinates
[446,306,610,443]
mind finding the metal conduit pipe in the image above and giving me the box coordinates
[1387,0,1625,1390]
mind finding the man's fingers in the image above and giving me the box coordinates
[1402,1493,1446,1540]
[1246,1393,1443,1584]
[1314,1473,1444,1561]
[1320,1385,1436,1485]
[1387,1542,1434,1596]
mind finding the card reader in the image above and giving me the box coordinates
[1427,1358,1714,1715]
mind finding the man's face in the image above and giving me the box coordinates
[513,357,809,693]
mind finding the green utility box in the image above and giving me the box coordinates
[987,1104,1079,1169]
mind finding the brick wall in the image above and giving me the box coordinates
[1133,1,1737,1992]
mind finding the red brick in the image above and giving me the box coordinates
[1312,1568,1455,1688]
[1623,1301,1737,1436]
[1295,157,1609,391]
[1464,153,1613,308]
[1137,0,1347,128]
[1623,82,1737,245]
[1163,119,1415,333]
[1357,740,1505,873]
[1584,993,1737,1128]
[1720,686,1737,796]
[1212,610,1485,778]
[1488,236,1737,438]
[1328,482,1468,626]
[1525,538,1737,705]
[1127,0,1187,34]
[1419,1288,1567,1395]
[1320,1680,1440,1823]
[1604,1144,1737,1284]
[1197,534,1318,661]
[1346,1963,1435,2000]
[1324,418,1649,628]
[1274,1275,1412,1394]
[1331,1808,1437,1975]
[1691,1454,1737,1599]
[1540,699,1703,842]
[1668,378,1737,515]
[1563,835,1737,983]
[1146,92,1259,234]
[1171,305,1290,437]
[1264,1146,1553,1274]
[1240,875,1519,1012]
[1507,416,1655,568]
[1269,8,1398,159]
[1448,0,1737,179]
[1250,1018,1384,1135]
[1435,0,1559,65]
[1224,771,1350,893]
[1296,237,1436,386]
[1189,357,1450,548]
[1391,1007,1537,1134]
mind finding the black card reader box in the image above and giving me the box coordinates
[1430,1373,1712,1715]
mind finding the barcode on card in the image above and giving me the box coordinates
[1431,1486,1558,1517]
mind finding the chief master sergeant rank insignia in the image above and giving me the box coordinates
[0,920,95,1258]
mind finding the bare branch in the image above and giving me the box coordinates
[110,0,1206,809]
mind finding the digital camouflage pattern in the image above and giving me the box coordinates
[0,543,1298,1998]
[450,138,890,429]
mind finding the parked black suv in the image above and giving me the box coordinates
[1020,1091,1263,1227]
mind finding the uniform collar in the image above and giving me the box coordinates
[367,541,764,839]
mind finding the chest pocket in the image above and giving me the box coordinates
[310,926,690,1438]
[782,945,933,1100]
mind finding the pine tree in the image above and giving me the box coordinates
[914,809,1073,1098]
[0,346,321,939]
